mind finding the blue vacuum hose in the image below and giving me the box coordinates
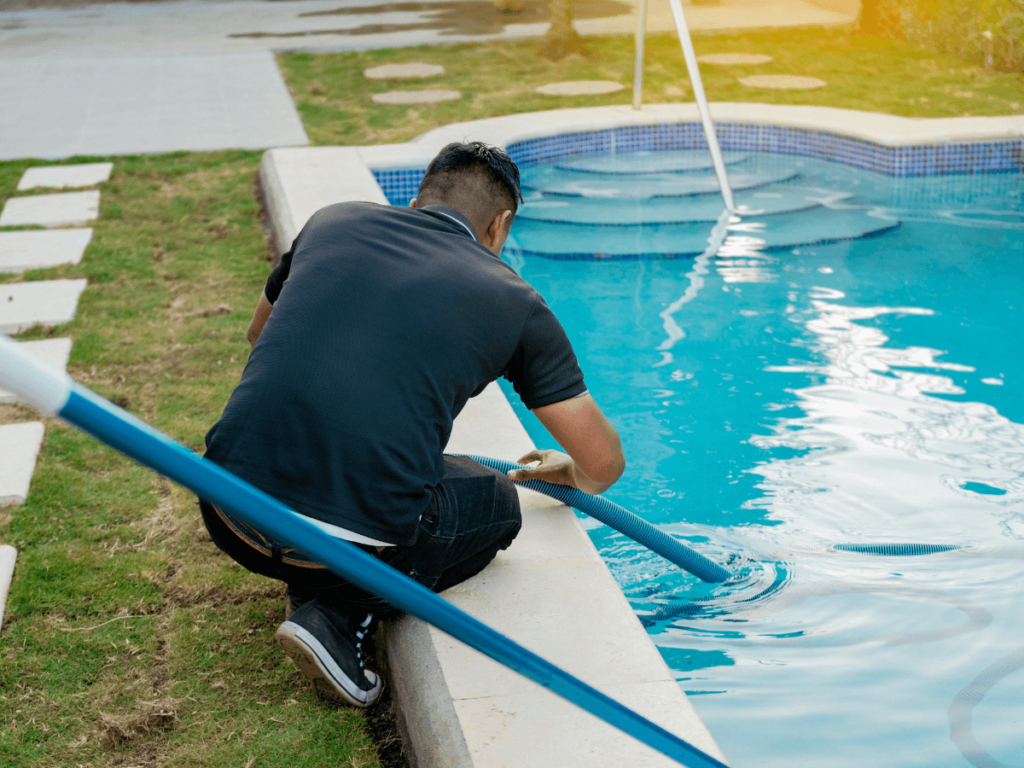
[457,454,732,584]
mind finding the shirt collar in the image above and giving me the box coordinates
[420,205,478,242]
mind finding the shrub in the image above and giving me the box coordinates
[873,0,1024,73]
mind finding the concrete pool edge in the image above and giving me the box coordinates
[262,103,1023,252]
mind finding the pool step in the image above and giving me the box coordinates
[518,185,846,225]
[521,166,800,199]
[553,150,751,175]
[506,207,898,260]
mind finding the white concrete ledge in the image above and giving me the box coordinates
[356,103,1023,171]
[259,147,388,258]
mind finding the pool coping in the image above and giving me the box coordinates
[262,103,1023,255]
[258,102,1021,768]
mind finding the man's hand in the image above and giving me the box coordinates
[508,449,576,487]
[509,442,622,497]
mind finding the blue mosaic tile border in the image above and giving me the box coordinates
[373,122,1023,206]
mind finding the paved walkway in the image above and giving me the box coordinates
[0,0,857,160]
[1,52,308,160]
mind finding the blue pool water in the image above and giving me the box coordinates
[499,150,1024,768]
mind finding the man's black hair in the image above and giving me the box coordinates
[418,142,524,213]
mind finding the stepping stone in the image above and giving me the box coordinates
[0,229,92,274]
[739,75,827,90]
[0,422,45,507]
[364,63,445,80]
[535,81,625,96]
[0,339,73,406]
[371,90,461,105]
[697,53,773,65]
[17,163,113,191]
[0,279,88,334]
[0,544,15,632]
[0,191,100,228]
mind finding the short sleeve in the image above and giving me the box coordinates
[503,295,586,410]
[264,239,297,305]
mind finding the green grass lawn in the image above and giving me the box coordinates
[0,22,1021,768]
[278,26,1024,147]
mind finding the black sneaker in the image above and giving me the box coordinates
[275,599,383,707]
[284,587,313,621]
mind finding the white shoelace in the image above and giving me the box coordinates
[355,613,373,669]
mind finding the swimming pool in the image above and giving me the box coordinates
[498,149,1024,768]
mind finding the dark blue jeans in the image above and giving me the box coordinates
[200,455,522,618]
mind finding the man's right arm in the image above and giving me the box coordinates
[246,241,296,348]
[507,394,625,495]
[246,293,273,349]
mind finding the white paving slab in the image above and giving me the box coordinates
[0,422,45,507]
[0,53,308,161]
[365,63,445,80]
[739,74,827,90]
[0,339,73,406]
[0,229,92,273]
[17,163,113,191]
[0,191,99,228]
[0,545,16,633]
[0,279,88,334]
[371,90,461,105]
[697,53,773,65]
[535,81,626,96]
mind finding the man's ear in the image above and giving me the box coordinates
[483,209,513,254]
[487,210,512,242]
[409,197,418,208]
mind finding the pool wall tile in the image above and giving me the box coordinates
[373,123,1023,206]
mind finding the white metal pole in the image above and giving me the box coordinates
[632,0,648,110]
[666,0,735,211]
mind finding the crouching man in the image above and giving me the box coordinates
[199,142,625,707]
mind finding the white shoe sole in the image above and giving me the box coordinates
[275,621,383,708]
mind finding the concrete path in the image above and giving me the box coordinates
[0,52,308,160]
[0,0,856,159]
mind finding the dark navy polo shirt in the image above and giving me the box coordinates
[204,201,585,545]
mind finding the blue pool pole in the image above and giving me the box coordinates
[0,335,727,768]
[458,454,731,583]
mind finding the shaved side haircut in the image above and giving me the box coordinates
[417,142,524,222]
